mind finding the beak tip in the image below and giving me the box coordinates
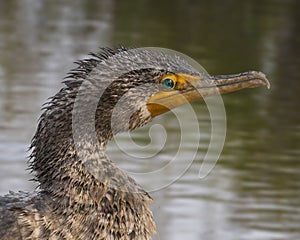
[257,71,271,90]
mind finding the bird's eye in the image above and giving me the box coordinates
[161,78,175,91]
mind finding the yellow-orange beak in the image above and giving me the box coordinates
[147,71,270,117]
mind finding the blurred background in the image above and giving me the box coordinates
[0,0,299,239]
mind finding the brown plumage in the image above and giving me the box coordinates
[0,47,270,239]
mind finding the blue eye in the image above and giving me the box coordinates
[161,78,175,90]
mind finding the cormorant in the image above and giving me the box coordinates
[0,47,270,239]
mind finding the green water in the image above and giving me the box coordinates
[0,0,299,239]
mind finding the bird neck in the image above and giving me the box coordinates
[29,87,156,239]
[30,86,146,201]
[30,87,110,198]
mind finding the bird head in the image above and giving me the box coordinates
[68,47,270,142]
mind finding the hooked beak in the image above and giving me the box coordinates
[147,71,270,117]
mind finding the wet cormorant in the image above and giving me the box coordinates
[0,47,270,239]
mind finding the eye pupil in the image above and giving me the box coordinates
[162,78,175,90]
